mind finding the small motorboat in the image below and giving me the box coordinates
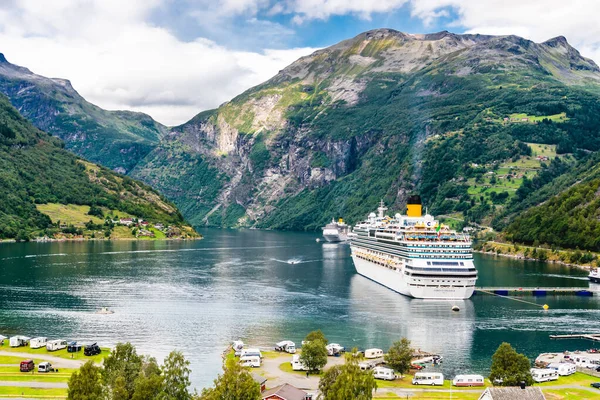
[451,305,460,312]
[96,307,114,315]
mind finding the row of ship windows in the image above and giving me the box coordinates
[406,248,470,254]
[410,284,475,288]
[356,241,471,258]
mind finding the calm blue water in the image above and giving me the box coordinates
[0,228,598,388]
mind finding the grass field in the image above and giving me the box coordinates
[374,392,481,400]
[544,388,600,400]
[509,112,568,123]
[534,372,597,387]
[0,341,109,364]
[36,204,104,227]
[0,386,67,399]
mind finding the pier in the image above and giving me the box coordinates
[475,287,594,296]
[549,333,600,342]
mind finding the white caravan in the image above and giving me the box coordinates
[275,340,296,354]
[9,336,30,347]
[373,366,396,381]
[240,356,261,368]
[30,337,48,349]
[547,363,576,376]
[452,374,485,387]
[240,348,262,358]
[291,355,309,371]
[412,372,444,386]
[530,368,559,383]
[326,343,345,356]
[46,339,68,352]
[364,348,384,359]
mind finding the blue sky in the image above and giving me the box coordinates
[1,1,599,125]
[149,1,461,51]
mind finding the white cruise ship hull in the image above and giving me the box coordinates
[323,233,342,242]
[351,255,474,300]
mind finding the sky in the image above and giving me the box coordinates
[1,0,600,126]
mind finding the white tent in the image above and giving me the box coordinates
[0,335,7,342]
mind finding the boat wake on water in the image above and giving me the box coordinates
[272,258,321,265]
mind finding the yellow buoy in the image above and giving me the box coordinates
[543,304,549,310]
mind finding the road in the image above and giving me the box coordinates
[0,351,85,369]
[0,380,67,388]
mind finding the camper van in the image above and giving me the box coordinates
[20,360,34,372]
[275,341,296,354]
[373,366,396,381]
[530,368,559,383]
[547,363,576,376]
[30,337,48,349]
[240,348,262,358]
[291,355,309,371]
[46,339,68,352]
[240,356,261,368]
[10,336,30,348]
[364,348,384,359]
[452,374,485,387]
[412,372,444,386]
[38,362,56,373]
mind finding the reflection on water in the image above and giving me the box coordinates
[0,229,598,388]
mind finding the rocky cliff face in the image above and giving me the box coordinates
[131,29,600,229]
[0,55,166,172]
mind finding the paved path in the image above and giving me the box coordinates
[259,353,345,390]
[0,351,84,369]
[0,380,67,388]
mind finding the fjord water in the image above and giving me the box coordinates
[0,228,598,388]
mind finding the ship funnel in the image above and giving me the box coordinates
[406,195,422,217]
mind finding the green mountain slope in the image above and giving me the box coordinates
[131,29,600,232]
[0,54,166,173]
[0,94,196,240]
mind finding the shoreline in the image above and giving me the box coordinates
[474,248,593,272]
[0,236,202,245]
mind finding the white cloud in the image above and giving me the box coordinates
[408,0,600,60]
[0,0,316,126]
[282,0,410,21]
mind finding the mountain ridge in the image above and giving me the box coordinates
[130,29,600,232]
[0,54,167,173]
[4,29,600,251]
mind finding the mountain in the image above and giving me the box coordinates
[0,54,166,173]
[0,94,196,241]
[130,29,600,231]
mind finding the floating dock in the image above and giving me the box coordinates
[475,287,594,296]
[549,333,600,342]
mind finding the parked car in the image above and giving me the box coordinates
[38,362,57,373]
[411,364,424,370]
[596,366,600,372]
[591,382,600,389]
[84,343,101,356]
[20,360,35,372]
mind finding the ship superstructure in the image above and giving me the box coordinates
[350,196,477,299]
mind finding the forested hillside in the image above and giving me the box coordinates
[0,54,166,173]
[0,95,195,240]
[132,30,600,234]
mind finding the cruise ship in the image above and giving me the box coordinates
[350,196,477,299]
[322,219,350,242]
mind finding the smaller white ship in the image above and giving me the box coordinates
[322,219,350,243]
[589,269,600,284]
[96,307,114,315]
